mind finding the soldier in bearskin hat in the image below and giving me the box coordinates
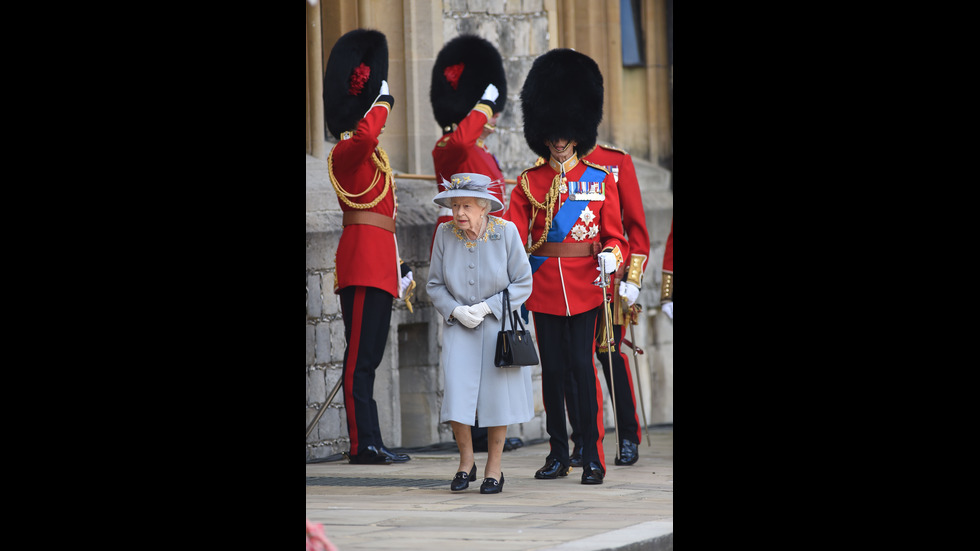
[428,34,508,255]
[505,48,628,485]
[564,139,652,470]
[324,28,412,466]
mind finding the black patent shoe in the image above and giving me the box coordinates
[534,458,571,479]
[581,462,605,485]
[569,452,583,467]
[614,439,638,466]
[480,472,504,494]
[345,446,393,465]
[451,464,477,491]
[379,445,412,463]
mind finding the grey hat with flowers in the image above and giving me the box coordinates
[432,173,505,212]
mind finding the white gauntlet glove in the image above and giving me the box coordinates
[619,281,640,306]
[597,252,618,274]
[661,301,673,320]
[379,79,389,96]
[467,301,492,323]
[399,271,413,295]
[452,305,482,329]
[481,83,499,103]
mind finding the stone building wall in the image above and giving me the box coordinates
[441,1,553,183]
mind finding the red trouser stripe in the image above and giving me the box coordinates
[592,320,606,470]
[617,342,642,443]
[343,287,365,453]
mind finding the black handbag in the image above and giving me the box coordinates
[494,289,540,368]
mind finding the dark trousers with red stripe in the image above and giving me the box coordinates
[566,323,641,453]
[532,307,606,472]
[339,285,393,455]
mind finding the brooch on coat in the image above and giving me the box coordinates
[446,217,503,246]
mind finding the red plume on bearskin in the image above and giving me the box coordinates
[323,29,388,140]
[520,48,604,160]
[348,63,371,96]
[430,34,507,130]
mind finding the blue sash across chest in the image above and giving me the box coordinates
[529,165,605,274]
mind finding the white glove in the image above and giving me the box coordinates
[662,301,673,320]
[481,83,499,103]
[597,252,617,274]
[367,80,392,118]
[467,301,492,322]
[452,305,481,329]
[399,271,413,295]
[619,281,640,306]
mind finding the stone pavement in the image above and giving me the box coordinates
[306,425,673,551]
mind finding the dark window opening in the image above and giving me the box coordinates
[621,0,645,67]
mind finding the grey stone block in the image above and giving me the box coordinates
[444,0,468,13]
[307,273,322,319]
[322,285,339,316]
[306,323,316,366]
[530,15,550,54]
[329,319,347,364]
[306,368,325,407]
[498,17,531,57]
[315,322,331,366]
[470,0,505,14]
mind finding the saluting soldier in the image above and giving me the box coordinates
[429,34,508,255]
[564,142,651,468]
[323,29,413,466]
[506,48,627,485]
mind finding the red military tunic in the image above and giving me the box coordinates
[329,99,401,298]
[661,218,673,303]
[584,145,650,290]
[431,103,506,225]
[505,154,627,315]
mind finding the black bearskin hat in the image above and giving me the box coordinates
[430,34,507,130]
[520,48,603,160]
[323,29,389,140]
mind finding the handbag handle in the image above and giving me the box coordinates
[500,289,528,333]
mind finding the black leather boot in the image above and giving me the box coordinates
[614,439,638,465]
[379,445,411,463]
[534,458,571,479]
[346,446,393,465]
[581,462,604,485]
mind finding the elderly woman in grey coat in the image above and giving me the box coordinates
[427,172,534,494]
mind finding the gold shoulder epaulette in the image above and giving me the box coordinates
[521,163,546,177]
[582,159,610,174]
[533,156,546,167]
[599,143,628,155]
